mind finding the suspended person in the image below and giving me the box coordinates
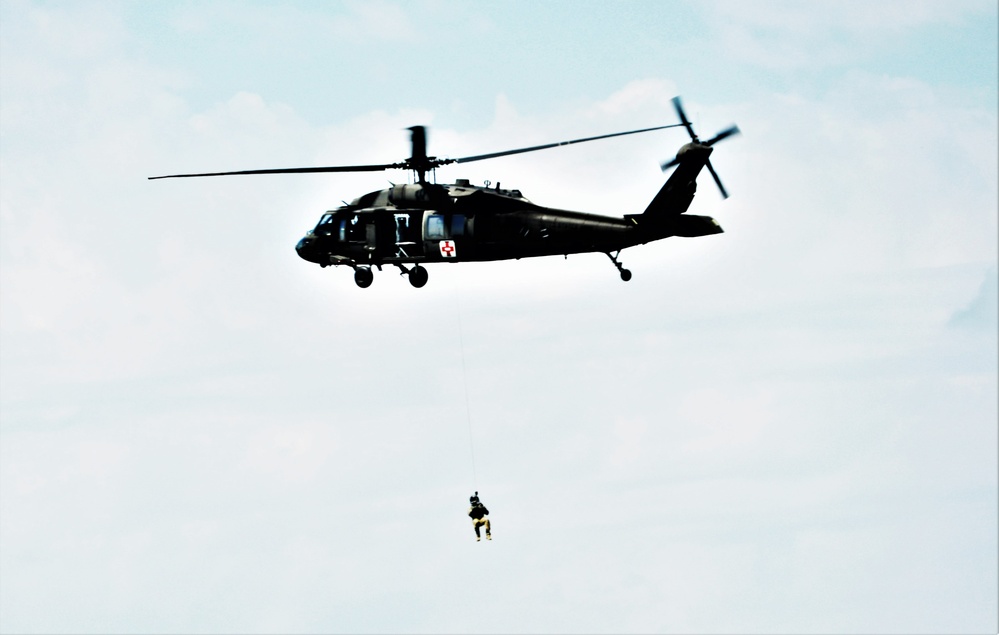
[468,491,491,541]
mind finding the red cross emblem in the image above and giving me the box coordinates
[439,240,456,258]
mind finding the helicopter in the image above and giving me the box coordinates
[149,96,739,288]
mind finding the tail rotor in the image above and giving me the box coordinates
[660,96,739,198]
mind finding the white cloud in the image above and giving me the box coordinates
[713,0,978,33]
[704,0,990,70]
[949,267,999,329]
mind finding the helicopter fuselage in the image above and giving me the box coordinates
[295,182,648,265]
[295,142,724,287]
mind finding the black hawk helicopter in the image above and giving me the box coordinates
[150,97,739,288]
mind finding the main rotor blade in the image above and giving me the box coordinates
[705,159,729,199]
[672,96,696,141]
[703,125,740,147]
[148,163,405,180]
[149,121,695,180]
[447,123,687,165]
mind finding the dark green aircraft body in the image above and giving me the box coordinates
[152,97,738,288]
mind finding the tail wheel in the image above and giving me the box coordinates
[606,251,632,281]
[354,267,374,288]
[409,265,428,288]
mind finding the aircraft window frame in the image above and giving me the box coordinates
[426,214,446,240]
[395,214,411,243]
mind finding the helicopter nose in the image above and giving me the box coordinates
[295,235,318,262]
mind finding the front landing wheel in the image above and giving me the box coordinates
[354,267,374,288]
[620,269,632,282]
[408,265,428,288]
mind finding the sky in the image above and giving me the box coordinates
[1,1,997,633]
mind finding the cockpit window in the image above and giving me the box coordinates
[451,214,466,237]
[317,213,335,226]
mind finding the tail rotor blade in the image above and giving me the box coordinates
[660,155,680,172]
[705,159,729,199]
[704,125,740,147]
[672,96,697,141]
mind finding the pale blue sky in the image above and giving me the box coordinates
[1,2,997,633]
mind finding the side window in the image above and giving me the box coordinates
[451,214,466,237]
[426,214,446,239]
[339,219,347,241]
[347,215,364,241]
[395,214,411,243]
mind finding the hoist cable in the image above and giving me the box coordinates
[453,285,478,490]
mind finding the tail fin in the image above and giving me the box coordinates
[643,96,740,217]
[633,96,738,236]
[634,144,722,237]
[641,142,712,217]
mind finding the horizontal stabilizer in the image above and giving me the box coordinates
[670,214,723,237]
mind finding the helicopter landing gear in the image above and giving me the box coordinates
[393,263,429,288]
[408,265,428,288]
[354,266,374,288]
[606,251,632,282]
